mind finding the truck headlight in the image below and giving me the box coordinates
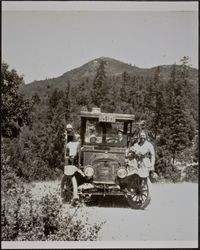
[117,167,127,178]
[84,166,94,177]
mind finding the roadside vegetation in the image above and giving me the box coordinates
[1,180,102,241]
[1,57,198,240]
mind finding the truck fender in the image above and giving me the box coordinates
[64,165,85,177]
[127,166,149,178]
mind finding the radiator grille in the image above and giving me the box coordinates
[83,151,125,166]
[93,161,117,183]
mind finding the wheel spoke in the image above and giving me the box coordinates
[131,195,137,201]
[137,195,142,202]
[142,193,147,198]
[140,183,147,188]
[139,195,145,202]
[140,194,144,201]
[131,194,135,199]
[141,188,148,192]
[140,182,147,188]
[136,196,140,202]
[64,184,73,192]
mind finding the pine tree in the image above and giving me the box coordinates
[160,62,196,164]
[75,79,92,109]
[32,93,41,105]
[146,67,165,139]
[120,71,131,103]
[62,81,72,123]
[91,60,112,111]
[46,90,66,170]
[179,56,191,79]
[107,77,119,113]
[163,95,194,163]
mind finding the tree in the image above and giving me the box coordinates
[110,77,121,113]
[146,67,166,139]
[75,79,92,110]
[155,63,196,163]
[120,71,131,102]
[162,95,195,163]
[92,60,106,107]
[62,81,72,123]
[91,60,112,112]
[46,89,66,170]
[1,63,32,138]
[32,93,41,105]
[179,56,192,79]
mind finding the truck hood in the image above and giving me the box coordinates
[90,153,120,164]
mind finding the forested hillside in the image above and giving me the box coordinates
[1,57,198,240]
[20,56,198,100]
[2,56,198,184]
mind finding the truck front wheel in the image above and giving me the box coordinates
[61,175,78,204]
[126,175,151,209]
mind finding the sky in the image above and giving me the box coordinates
[2,2,198,84]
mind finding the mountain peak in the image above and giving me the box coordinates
[94,56,130,64]
[22,57,198,99]
[95,56,113,60]
[98,56,107,60]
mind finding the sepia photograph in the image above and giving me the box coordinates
[1,1,198,249]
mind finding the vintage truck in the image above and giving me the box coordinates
[61,108,151,209]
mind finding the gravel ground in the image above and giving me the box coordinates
[29,180,198,242]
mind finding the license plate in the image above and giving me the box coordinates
[99,114,116,123]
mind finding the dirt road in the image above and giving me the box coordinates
[30,180,198,241]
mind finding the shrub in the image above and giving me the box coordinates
[155,158,181,183]
[2,135,63,183]
[182,163,198,182]
[1,185,103,241]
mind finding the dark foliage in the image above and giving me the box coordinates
[182,163,198,182]
[1,183,102,241]
[1,63,32,138]
[155,158,182,183]
[2,58,198,242]
[1,58,198,184]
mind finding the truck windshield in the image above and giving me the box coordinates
[84,120,129,147]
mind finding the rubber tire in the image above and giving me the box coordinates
[126,176,151,210]
[61,175,78,204]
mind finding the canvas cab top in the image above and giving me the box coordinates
[80,108,135,122]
